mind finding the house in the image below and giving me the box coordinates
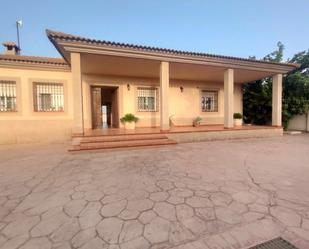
[0,30,299,148]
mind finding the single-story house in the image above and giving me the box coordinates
[0,30,299,148]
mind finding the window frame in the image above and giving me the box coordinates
[32,81,65,113]
[0,78,20,113]
[200,89,219,113]
[136,87,159,112]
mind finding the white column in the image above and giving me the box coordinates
[224,69,234,128]
[71,52,84,134]
[272,74,283,126]
[160,61,170,131]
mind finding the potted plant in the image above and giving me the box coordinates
[193,117,202,127]
[233,113,243,126]
[120,113,139,129]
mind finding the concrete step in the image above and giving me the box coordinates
[69,138,177,152]
[80,133,168,143]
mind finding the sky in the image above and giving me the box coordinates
[0,0,308,61]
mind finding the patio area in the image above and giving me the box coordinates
[0,134,309,249]
[71,125,283,152]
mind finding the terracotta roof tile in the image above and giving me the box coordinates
[0,54,68,66]
[46,29,299,68]
[2,41,18,47]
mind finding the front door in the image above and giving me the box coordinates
[91,86,119,129]
[91,87,103,128]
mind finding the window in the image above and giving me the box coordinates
[0,80,17,112]
[137,87,158,112]
[33,82,64,112]
[201,90,218,112]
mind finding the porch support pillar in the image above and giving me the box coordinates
[71,52,84,134]
[160,61,170,131]
[272,74,283,127]
[224,68,234,128]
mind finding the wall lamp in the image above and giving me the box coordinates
[127,84,130,91]
[180,86,184,92]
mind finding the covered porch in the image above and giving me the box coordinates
[47,30,298,138]
[75,55,285,133]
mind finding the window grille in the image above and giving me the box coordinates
[137,87,158,112]
[33,82,64,112]
[0,80,17,112]
[201,90,218,112]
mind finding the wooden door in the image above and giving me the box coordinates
[111,88,119,128]
[91,87,102,128]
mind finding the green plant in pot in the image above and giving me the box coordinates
[120,113,139,130]
[193,116,202,127]
[233,113,243,126]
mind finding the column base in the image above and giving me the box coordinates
[160,124,170,132]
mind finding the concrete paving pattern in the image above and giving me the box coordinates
[0,134,309,249]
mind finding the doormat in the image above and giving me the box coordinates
[249,237,298,249]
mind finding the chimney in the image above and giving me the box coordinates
[2,42,20,55]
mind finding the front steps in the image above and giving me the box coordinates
[69,133,177,152]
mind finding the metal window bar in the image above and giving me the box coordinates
[137,87,158,112]
[0,80,17,112]
[201,90,218,112]
[33,82,64,112]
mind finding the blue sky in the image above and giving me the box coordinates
[0,0,308,60]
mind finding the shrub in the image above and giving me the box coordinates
[120,113,139,123]
[233,113,243,119]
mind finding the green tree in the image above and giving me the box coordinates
[243,45,309,129]
[243,80,272,125]
[263,42,284,62]
[243,42,284,124]
[282,50,309,128]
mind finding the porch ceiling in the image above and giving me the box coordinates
[81,53,275,84]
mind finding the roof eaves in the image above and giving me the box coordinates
[0,54,69,69]
[46,29,300,69]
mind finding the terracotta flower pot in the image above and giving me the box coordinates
[124,122,136,130]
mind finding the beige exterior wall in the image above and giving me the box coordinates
[82,74,243,128]
[0,67,73,144]
[0,66,243,144]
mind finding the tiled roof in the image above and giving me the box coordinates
[2,41,18,47]
[0,54,68,66]
[46,29,299,68]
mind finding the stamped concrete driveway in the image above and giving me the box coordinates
[0,135,309,249]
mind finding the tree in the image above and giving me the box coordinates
[282,50,309,128]
[263,42,284,62]
[243,42,283,124]
[243,44,309,129]
[289,50,309,75]
[243,80,272,125]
